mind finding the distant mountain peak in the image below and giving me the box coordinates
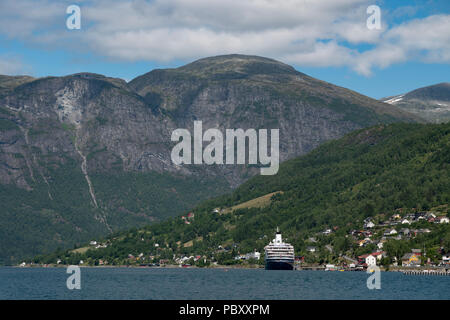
[381,82,450,123]
[403,82,450,101]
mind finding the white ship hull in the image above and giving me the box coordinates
[264,228,294,271]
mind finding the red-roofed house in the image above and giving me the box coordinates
[358,251,385,265]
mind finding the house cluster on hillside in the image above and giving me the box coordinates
[89,240,109,249]
[303,209,450,269]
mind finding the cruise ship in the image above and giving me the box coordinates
[264,228,295,270]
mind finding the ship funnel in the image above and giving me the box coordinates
[275,228,282,243]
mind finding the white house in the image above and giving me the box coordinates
[384,228,398,236]
[364,221,375,229]
[365,255,377,266]
[439,217,449,224]
[244,251,261,260]
[401,219,411,225]
[359,252,385,266]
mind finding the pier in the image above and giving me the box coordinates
[400,269,450,276]
[295,266,326,271]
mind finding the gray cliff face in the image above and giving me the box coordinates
[0,55,420,263]
[128,55,420,184]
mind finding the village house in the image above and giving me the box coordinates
[400,228,410,236]
[438,216,449,224]
[384,228,398,236]
[365,254,376,266]
[306,246,316,253]
[358,252,385,266]
[244,251,261,260]
[401,253,421,267]
[413,212,427,221]
[442,253,450,265]
[364,221,375,229]
[427,212,436,218]
[376,241,385,249]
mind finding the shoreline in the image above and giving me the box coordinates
[6,264,450,274]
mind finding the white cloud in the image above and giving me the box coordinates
[0,0,64,38]
[0,0,449,76]
[353,14,450,75]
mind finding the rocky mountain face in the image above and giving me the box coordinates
[0,54,420,264]
[382,82,450,123]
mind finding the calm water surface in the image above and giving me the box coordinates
[0,267,449,300]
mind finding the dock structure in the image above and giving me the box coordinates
[295,266,326,271]
[401,269,450,276]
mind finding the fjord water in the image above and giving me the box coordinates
[1,267,449,300]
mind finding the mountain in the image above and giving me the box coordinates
[33,122,450,266]
[0,54,421,264]
[382,83,450,123]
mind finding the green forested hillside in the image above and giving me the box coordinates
[33,123,450,266]
[0,168,228,265]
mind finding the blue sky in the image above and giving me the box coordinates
[0,0,449,99]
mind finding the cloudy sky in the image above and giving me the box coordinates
[0,0,449,98]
